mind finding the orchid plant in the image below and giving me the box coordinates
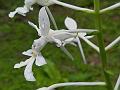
[8,0,120,90]
[14,7,97,81]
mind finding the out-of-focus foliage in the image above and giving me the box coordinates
[0,0,120,90]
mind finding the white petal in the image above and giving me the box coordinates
[9,11,17,18]
[32,37,47,51]
[81,37,99,52]
[76,37,87,64]
[9,6,29,18]
[25,0,36,8]
[22,49,32,56]
[78,33,86,37]
[65,38,74,42]
[53,31,74,41]
[36,0,54,6]
[35,54,47,66]
[14,58,31,68]
[59,29,97,33]
[65,17,77,30]
[39,7,50,36]
[28,21,41,36]
[24,57,36,81]
[63,38,75,46]
[85,35,94,39]
[51,37,62,47]
[16,6,29,14]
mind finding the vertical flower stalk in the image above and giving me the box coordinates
[94,0,113,90]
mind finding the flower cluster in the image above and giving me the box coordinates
[13,7,96,81]
[9,0,120,90]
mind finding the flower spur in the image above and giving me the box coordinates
[37,82,106,90]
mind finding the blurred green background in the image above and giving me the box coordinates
[0,0,120,90]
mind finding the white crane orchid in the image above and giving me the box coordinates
[14,7,97,81]
[28,7,97,60]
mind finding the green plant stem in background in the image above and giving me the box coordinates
[45,6,58,30]
[94,0,113,90]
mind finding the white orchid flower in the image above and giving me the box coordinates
[14,49,47,81]
[9,0,94,18]
[28,7,97,60]
[64,17,98,64]
[37,82,106,90]
[13,7,98,81]
[114,74,120,90]
[29,7,73,60]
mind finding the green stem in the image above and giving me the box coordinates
[94,0,113,90]
[45,6,58,30]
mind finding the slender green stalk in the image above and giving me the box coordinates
[94,0,113,90]
[45,6,58,30]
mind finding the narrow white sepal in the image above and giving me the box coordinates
[81,37,99,52]
[52,37,62,47]
[35,55,47,66]
[28,21,41,36]
[76,37,87,64]
[22,49,32,56]
[62,29,98,33]
[63,38,77,47]
[14,59,31,68]
[9,6,29,18]
[24,57,36,81]
[85,35,94,39]
[39,7,50,36]
[9,11,17,18]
